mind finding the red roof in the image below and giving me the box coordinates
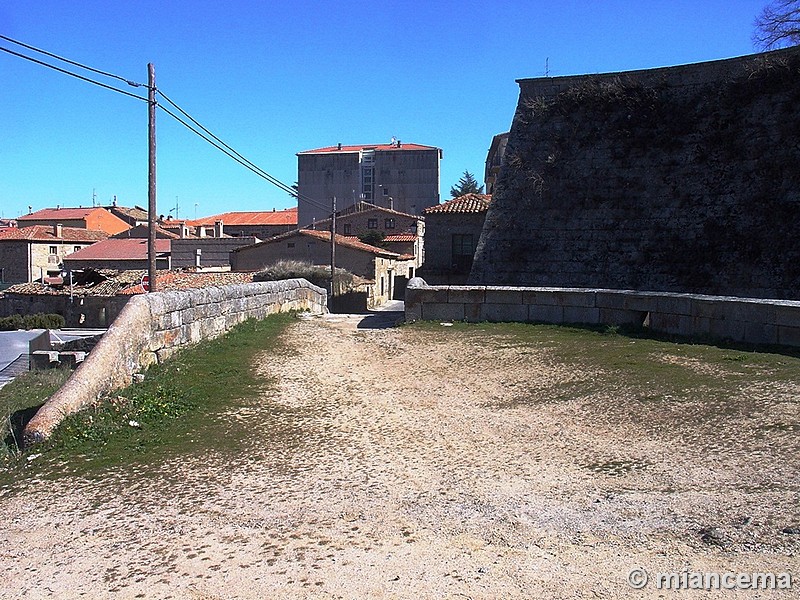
[298,143,439,154]
[187,208,297,227]
[383,234,417,243]
[235,228,404,259]
[118,271,254,295]
[18,207,98,220]
[0,225,107,243]
[423,193,492,214]
[64,238,170,261]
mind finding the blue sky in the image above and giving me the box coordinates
[0,1,768,220]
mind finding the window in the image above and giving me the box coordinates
[451,234,475,273]
[49,246,58,255]
[343,223,352,235]
[384,218,395,229]
[287,242,295,248]
[74,246,81,253]
[367,219,378,229]
[382,188,389,196]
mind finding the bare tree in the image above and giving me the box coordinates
[753,0,800,49]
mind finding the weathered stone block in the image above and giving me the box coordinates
[448,287,485,304]
[528,304,564,323]
[599,307,646,326]
[463,303,483,322]
[649,312,693,336]
[563,306,601,324]
[655,295,693,316]
[744,321,778,345]
[422,302,464,321]
[778,325,800,347]
[775,303,800,327]
[482,303,529,322]
[485,287,525,304]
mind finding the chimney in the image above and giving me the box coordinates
[199,226,206,238]
[180,224,188,239]
[337,142,342,150]
[215,220,224,238]
[55,223,63,238]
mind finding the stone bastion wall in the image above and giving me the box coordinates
[406,278,800,348]
[23,279,327,446]
[471,47,800,299]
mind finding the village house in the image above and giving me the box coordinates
[17,206,132,236]
[63,238,171,271]
[420,193,492,284]
[296,140,442,226]
[309,201,425,269]
[0,224,107,284]
[230,229,415,306]
[185,208,297,239]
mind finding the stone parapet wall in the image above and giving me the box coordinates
[23,279,327,445]
[405,278,800,347]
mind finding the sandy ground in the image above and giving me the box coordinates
[0,311,798,599]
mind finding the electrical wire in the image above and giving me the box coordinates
[0,35,332,216]
[157,89,332,213]
[0,45,147,102]
[0,34,146,88]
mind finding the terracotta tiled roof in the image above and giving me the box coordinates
[64,238,170,261]
[117,271,254,295]
[423,193,492,214]
[4,269,255,297]
[112,224,184,239]
[234,228,402,258]
[17,207,102,221]
[312,203,423,230]
[383,233,417,242]
[187,208,297,227]
[0,225,107,243]
[298,143,439,154]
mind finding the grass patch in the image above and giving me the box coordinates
[410,320,800,408]
[0,313,295,482]
[1,368,71,459]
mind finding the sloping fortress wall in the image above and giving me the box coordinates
[471,48,800,299]
[23,279,327,446]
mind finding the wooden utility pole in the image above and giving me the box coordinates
[147,62,157,292]
[330,196,336,299]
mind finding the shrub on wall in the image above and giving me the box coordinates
[0,313,66,331]
[253,260,356,295]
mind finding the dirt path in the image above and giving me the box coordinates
[1,313,798,599]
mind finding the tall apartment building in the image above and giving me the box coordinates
[296,140,442,227]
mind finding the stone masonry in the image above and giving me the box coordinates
[471,47,800,300]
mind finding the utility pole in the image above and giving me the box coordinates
[330,196,336,299]
[147,62,157,292]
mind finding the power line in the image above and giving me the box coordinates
[157,89,330,213]
[0,45,147,102]
[0,35,330,216]
[0,34,146,88]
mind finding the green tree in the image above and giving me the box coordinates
[358,230,388,248]
[753,0,800,49]
[449,170,484,198]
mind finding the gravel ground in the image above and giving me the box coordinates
[0,313,798,599]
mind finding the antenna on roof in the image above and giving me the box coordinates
[92,188,97,207]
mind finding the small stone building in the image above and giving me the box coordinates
[231,229,414,306]
[420,194,491,284]
[0,225,107,284]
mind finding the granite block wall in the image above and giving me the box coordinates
[471,47,800,300]
[23,279,327,445]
